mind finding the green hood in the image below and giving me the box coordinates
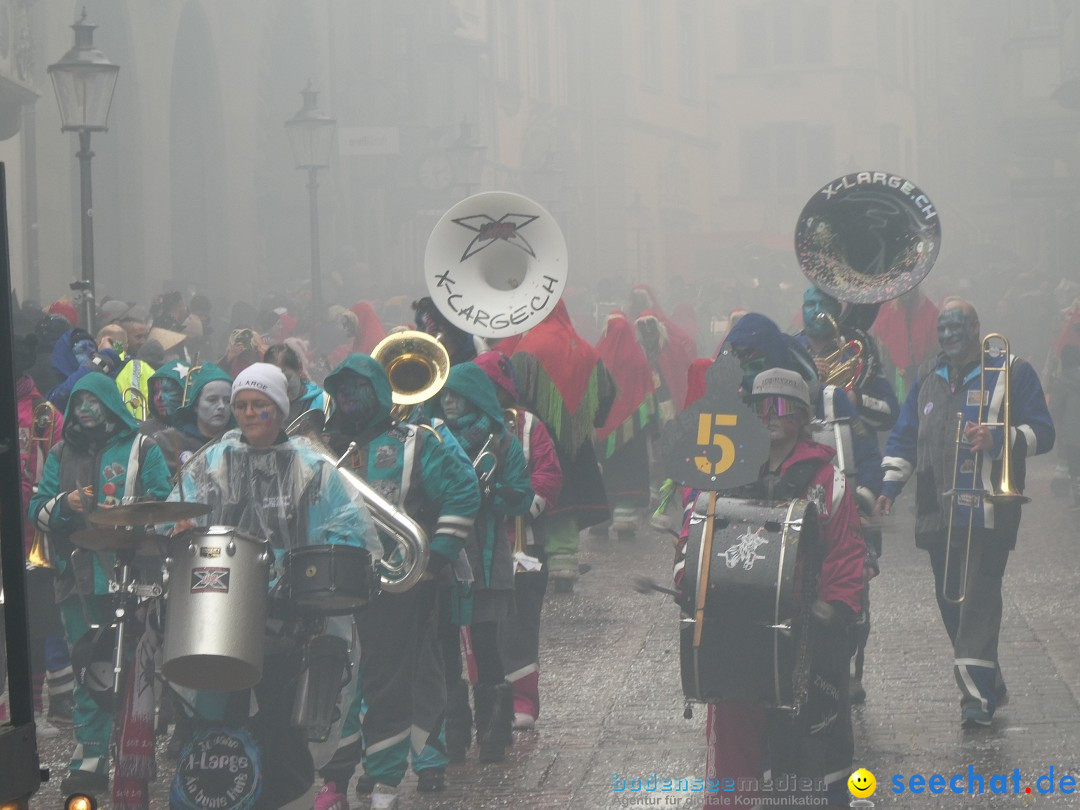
[324,353,393,427]
[148,358,188,387]
[62,371,139,445]
[438,362,505,434]
[172,362,234,427]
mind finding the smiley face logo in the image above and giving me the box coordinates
[848,768,876,798]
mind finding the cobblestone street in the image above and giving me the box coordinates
[29,456,1080,808]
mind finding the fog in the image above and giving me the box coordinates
[4,0,1079,364]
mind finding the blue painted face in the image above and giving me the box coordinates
[937,307,978,362]
[802,288,841,338]
[73,339,97,368]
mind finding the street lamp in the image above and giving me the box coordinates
[285,82,336,316]
[48,10,119,334]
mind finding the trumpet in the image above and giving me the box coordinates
[941,334,1029,604]
[123,386,149,421]
[471,434,499,487]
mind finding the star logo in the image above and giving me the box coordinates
[452,213,539,262]
[190,567,230,593]
[175,362,191,379]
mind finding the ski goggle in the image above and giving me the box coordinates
[738,354,768,376]
[752,395,805,419]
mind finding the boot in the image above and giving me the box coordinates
[477,683,514,763]
[445,680,473,762]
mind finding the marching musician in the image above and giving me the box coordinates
[795,285,898,704]
[13,333,75,732]
[875,299,1055,727]
[151,362,234,475]
[29,373,172,799]
[431,362,534,765]
[473,351,563,732]
[674,368,865,808]
[139,358,189,438]
[263,341,330,423]
[315,354,480,809]
[170,362,381,808]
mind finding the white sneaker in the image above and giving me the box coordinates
[513,712,536,730]
[35,714,60,738]
[370,783,398,810]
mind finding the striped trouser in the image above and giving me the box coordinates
[58,595,113,778]
[928,536,1009,713]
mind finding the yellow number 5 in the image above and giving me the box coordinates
[695,413,737,476]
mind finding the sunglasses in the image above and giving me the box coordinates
[739,355,768,376]
[752,396,805,419]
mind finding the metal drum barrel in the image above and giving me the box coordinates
[680,498,819,712]
[162,526,271,691]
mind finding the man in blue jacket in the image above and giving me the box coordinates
[876,299,1055,727]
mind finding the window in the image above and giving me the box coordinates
[1027,0,1057,32]
[877,1,898,77]
[737,1,831,70]
[736,5,767,70]
[528,4,549,99]
[740,124,835,193]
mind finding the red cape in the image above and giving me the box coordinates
[509,300,598,413]
[872,294,939,369]
[595,312,655,441]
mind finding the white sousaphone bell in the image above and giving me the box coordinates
[424,191,567,340]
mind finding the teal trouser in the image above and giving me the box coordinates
[544,513,579,573]
[59,595,113,778]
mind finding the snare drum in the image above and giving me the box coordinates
[680,497,819,712]
[162,526,272,691]
[284,544,374,615]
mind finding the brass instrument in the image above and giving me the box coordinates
[503,407,529,568]
[123,386,149,421]
[285,417,430,593]
[942,334,1029,604]
[815,312,871,391]
[27,401,61,569]
[181,357,203,408]
[471,434,499,487]
[371,330,450,423]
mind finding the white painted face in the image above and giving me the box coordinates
[196,380,232,433]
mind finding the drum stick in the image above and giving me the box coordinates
[693,491,718,648]
[632,576,679,598]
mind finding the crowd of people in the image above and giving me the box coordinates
[2,270,1077,809]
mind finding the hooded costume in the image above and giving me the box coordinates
[474,351,562,728]
[29,373,171,786]
[505,301,616,584]
[139,358,188,438]
[327,301,387,370]
[596,312,658,525]
[152,362,235,475]
[316,353,480,795]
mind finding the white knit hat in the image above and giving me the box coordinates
[751,368,811,409]
[231,362,290,417]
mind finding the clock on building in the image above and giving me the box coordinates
[418,153,454,191]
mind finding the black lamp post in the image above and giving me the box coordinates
[48,10,119,334]
[285,82,336,317]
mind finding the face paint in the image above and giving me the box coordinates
[196,380,232,432]
[283,368,303,401]
[73,339,97,368]
[72,391,107,428]
[439,390,473,424]
[334,376,378,423]
[937,307,977,362]
[802,288,841,338]
[153,378,184,417]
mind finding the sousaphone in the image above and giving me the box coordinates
[424,191,567,339]
[795,171,941,306]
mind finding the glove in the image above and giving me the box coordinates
[811,599,854,629]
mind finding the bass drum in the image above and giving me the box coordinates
[680,498,819,712]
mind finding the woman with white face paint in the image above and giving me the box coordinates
[151,363,235,476]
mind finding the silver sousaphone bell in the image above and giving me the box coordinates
[424,191,567,339]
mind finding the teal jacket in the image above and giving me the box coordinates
[30,371,172,595]
[433,362,534,591]
[324,353,480,569]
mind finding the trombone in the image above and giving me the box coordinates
[941,334,1029,604]
[181,356,203,408]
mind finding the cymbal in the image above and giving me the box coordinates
[71,528,167,554]
[88,501,211,527]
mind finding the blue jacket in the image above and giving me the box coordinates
[882,351,1054,539]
